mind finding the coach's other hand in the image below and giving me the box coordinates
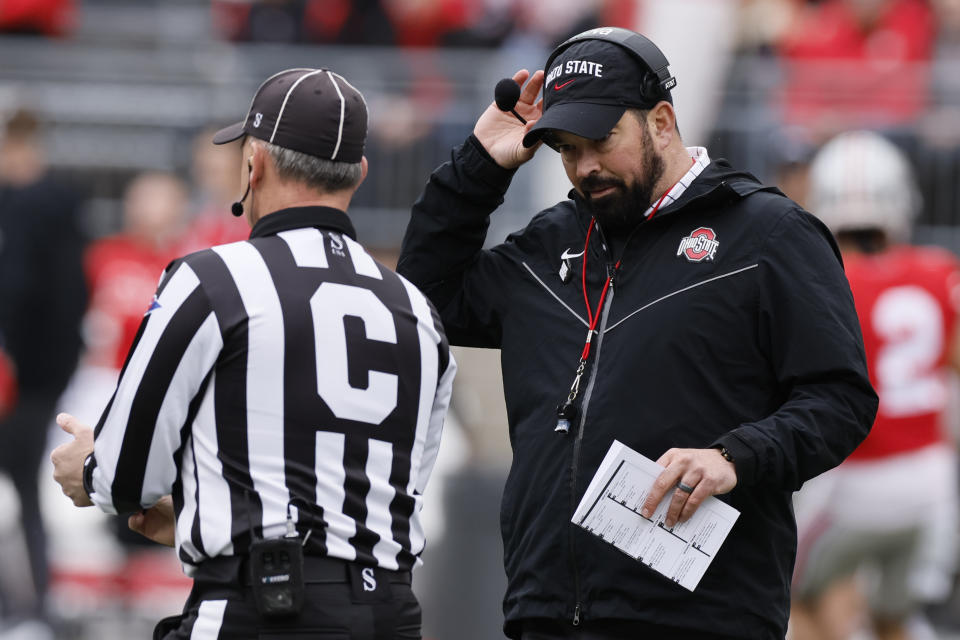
[640,448,737,528]
[51,412,94,507]
[129,495,176,547]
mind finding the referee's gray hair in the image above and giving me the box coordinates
[258,140,363,192]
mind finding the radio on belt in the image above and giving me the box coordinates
[248,506,305,618]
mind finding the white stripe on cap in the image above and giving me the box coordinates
[326,70,346,160]
[331,71,368,109]
[270,69,325,145]
[246,68,312,131]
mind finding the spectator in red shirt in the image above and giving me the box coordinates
[778,0,935,138]
[0,0,75,36]
[80,173,187,375]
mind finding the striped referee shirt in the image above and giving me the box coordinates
[86,206,456,575]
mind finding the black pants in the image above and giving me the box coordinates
[157,559,421,640]
[0,392,54,621]
[518,618,747,640]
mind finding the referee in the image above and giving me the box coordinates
[51,68,456,640]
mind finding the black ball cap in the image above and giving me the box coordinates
[523,38,670,148]
[213,68,368,163]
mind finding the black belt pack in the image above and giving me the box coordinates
[248,536,305,618]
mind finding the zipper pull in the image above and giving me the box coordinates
[572,603,582,626]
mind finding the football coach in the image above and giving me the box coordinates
[52,68,456,640]
[397,27,877,639]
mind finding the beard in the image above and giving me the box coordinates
[582,128,665,237]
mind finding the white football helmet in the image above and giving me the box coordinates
[807,130,920,242]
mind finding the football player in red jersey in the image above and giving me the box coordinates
[81,173,188,375]
[791,130,960,640]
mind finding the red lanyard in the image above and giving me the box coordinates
[555,164,692,434]
[577,185,675,361]
[579,218,618,362]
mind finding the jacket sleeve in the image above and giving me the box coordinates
[397,135,517,348]
[88,259,222,514]
[712,207,878,490]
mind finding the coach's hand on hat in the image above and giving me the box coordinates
[51,412,94,507]
[474,69,544,170]
[640,447,738,529]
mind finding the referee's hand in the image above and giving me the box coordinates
[51,413,94,507]
[129,495,175,547]
[640,448,737,529]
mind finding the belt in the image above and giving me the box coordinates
[194,555,412,587]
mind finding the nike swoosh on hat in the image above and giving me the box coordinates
[554,79,576,90]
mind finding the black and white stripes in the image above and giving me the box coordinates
[88,207,455,576]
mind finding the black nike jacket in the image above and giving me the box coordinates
[397,136,877,639]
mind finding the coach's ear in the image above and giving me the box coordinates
[359,156,368,187]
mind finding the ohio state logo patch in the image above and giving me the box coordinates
[677,227,719,262]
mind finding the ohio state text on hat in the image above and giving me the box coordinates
[213,68,368,163]
[523,31,674,148]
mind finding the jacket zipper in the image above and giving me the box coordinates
[567,270,617,627]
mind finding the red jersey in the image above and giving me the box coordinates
[82,236,181,371]
[845,246,960,460]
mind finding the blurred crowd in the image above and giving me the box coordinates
[736,0,960,132]
[209,0,636,49]
[0,110,249,639]
[2,0,960,639]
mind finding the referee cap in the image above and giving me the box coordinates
[213,68,368,163]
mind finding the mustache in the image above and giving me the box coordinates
[580,175,626,195]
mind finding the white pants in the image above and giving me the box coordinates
[793,444,959,615]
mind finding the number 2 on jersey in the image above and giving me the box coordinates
[872,285,946,417]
